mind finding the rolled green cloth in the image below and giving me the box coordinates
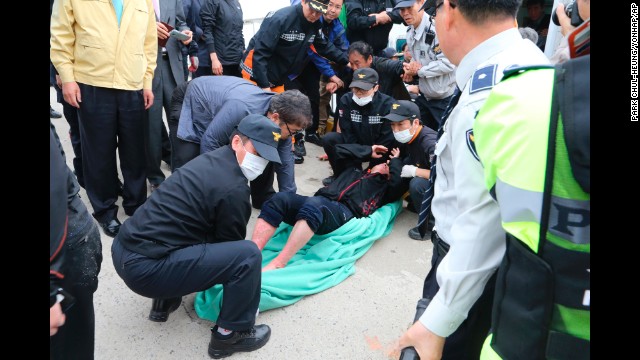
[194,200,402,322]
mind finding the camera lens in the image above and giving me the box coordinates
[551,1,574,26]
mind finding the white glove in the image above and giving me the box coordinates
[401,165,418,178]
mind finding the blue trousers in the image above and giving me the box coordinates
[259,192,354,235]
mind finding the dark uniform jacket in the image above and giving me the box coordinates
[200,0,245,65]
[241,4,349,88]
[345,0,404,53]
[315,151,404,217]
[342,56,410,100]
[117,146,251,259]
[401,125,437,169]
[337,90,396,161]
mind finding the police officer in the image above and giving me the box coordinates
[474,1,590,358]
[397,0,456,132]
[381,100,437,239]
[321,67,396,186]
[391,1,549,359]
[112,115,280,358]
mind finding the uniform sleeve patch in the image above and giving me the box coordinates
[469,64,497,94]
[466,129,479,161]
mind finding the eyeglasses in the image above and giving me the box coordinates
[431,0,455,22]
[284,122,302,137]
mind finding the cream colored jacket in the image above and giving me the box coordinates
[51,0,157,90]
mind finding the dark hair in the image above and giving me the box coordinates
[268,90,312,129]
[456,0,522,25]
[229,129,249,144]
[526,0,544,7]
[348,41,374,61]
[401,42,408,51]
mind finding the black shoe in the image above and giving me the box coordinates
[50,105,62,119]
[293,140,306,157]
[149,297,182,322]
[293,153,304,164]
[322,176,335,186]
[304,133,323,146]
[99,219,122,238]
[208,325,271,359]
[408,226,429,241]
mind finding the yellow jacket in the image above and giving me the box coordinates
[50,0,157,90]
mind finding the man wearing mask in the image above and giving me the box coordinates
[112,114,280,358]
[382,100,437,239]
[321,67,395,186]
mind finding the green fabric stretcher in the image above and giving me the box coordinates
[194,200,402,322]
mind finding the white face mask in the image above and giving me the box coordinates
[352,93,373,106]
[393,128,413,143]
[239,141,269,181]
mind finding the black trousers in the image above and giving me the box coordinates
[413,94,453,131]
[111,238,262,330]
[50,197,103,360]
[285,62,321,134]
[53,81,85,188]
[422,231,496,360]
[168,116,201,171]
[147,56,176,185]
[77,83,147,222]
[193,64,242,78]
[321,132,365,177]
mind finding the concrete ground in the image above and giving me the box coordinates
[50,88,434,360]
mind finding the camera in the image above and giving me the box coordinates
[551,0,583,27]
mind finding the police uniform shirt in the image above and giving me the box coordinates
[420,28,550,337]
[406,13,456,100]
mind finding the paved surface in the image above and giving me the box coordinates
[50,88,434,360]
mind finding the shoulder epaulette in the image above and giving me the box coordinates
[501,64,554,81]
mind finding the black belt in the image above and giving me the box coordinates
[161,49,169,58]
[431,230,450,258]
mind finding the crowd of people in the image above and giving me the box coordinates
[50,0,589,359]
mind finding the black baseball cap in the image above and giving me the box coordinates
[350,68,379,90]
[236,114,282,164]
[383,100,420,122]
[394,0,418,9]
[308,0,329,13]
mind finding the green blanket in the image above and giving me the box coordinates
[194,200,402,322]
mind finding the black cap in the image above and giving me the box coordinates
[383,100,420,122]
[421,0,436,13]
[394,0,418,9]
[308,0,329,13]
[236,114,282,164]
[350,68,379,90]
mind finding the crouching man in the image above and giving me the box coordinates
[111,114,281,358]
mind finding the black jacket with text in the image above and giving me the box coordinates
[241,4,349,88]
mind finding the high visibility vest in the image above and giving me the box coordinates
[474,56,590,359]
